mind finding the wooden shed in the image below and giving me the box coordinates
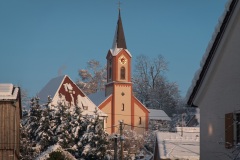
[0,84,22,160]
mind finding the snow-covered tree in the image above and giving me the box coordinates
[79,109,109,159]
[20,123,37,159]
[133,54,182,116]
[122,130,144,155]
[35,144,77,160]
[143,131,157,153]
[77,60,107,95]
[107,129,145,159]
[36,107,56,151]
[21,97,109,159]
[20,97,44,159]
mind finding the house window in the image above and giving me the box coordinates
[99,119,104,129]
[120,67,125,80]
[225,112,240,149]
[122,103,124,111]
[139,117,142,125]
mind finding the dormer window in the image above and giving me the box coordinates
[82,101,88,110]
[120,67,125,80]
[83,105,88,110]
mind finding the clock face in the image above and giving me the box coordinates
[119,56,127,65]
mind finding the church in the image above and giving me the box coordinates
[89,10,149,134]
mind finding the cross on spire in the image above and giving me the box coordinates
[118,1,121,11]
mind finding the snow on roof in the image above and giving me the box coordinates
[149,109,171,121]
[0,84,19,100]
[38,75,65,103]
[0,83,13,95]
[35,144,77,160]
[155,129,200,160]
[185,0,233,103]
[37,75,107,117]
[110,48,132,57]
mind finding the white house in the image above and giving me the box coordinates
[38,75,107,125]
[186,0,240,159]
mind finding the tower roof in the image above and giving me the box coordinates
[112,10,127,49]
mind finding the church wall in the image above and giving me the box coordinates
[133,102,147,134]
[113,84,132,131]
[99,100,112,133]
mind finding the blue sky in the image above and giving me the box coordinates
[0,0,227,98]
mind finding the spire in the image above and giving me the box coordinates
[112,9,127,49]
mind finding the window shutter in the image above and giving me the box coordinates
[225,113,234,149]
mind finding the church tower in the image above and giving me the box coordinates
[105,10,132,96]
[97,10,149,134]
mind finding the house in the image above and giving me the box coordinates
[38,75,107,126]
[186,0,240,159]
[148,109,171,131]
[153,127,200,160]
[89,10,149,134]
[0,84,22,160]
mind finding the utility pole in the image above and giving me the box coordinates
[114,134,118,160]
[119,120,124,160]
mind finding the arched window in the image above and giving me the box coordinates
[120,67,125,80]
[139,117,142,125]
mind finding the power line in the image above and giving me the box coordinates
[23,97,174,118]
[24,104,174,119]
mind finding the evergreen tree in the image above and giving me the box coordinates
[36,107,56,151]
[79,109,109,159]
[21,97,109,159]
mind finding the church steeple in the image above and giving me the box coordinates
[106,8,132,86]
[112,10,127,49]
[101,6,149,134]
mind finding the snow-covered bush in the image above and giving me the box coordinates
[20,98,109,160]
